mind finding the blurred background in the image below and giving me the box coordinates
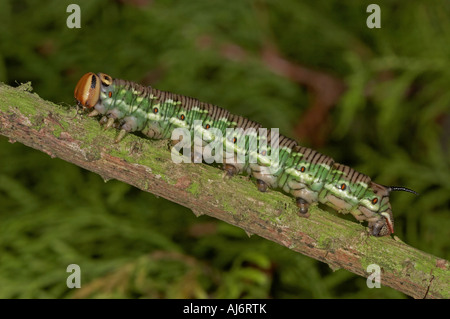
[0,0,449,298]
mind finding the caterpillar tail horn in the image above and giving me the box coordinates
[387,186,419,196]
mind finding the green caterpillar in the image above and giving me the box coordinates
[74,72,417,237]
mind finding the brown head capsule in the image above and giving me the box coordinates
[74,72,101,108]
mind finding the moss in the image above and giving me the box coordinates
[222,201,238,215]
[52,126,62,138]
[186,181,201,197]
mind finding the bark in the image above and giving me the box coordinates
[0,82,448,299]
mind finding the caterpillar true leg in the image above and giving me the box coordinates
[115,129,128,143]
[104,117,116,130]
[88,109,100,117]
[99,115,108,125]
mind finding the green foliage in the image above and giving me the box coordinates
[0,0,448,298]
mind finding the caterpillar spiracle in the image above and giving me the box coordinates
[74,72,418,237]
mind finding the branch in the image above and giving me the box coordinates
[0,82,448,299]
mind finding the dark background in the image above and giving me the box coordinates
[0,0,448,298]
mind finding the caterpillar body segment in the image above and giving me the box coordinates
[74,72,416,237]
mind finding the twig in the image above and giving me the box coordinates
[0,82,448,299]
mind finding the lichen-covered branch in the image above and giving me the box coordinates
[0,82,448,299]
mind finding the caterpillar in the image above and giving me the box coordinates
[74,72,417,237]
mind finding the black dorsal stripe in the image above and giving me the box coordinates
[90,74,97,89]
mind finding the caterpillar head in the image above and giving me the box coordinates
[74,72,113,108]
